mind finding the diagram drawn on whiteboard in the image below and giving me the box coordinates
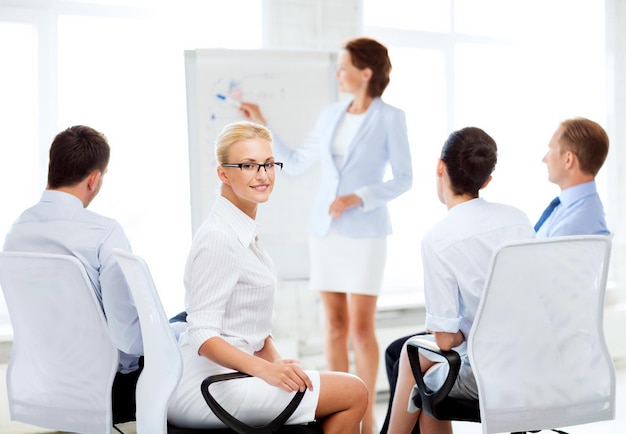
[206,73,287,138]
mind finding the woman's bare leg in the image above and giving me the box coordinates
[320,291,350,372]
[316,371,368,434]
[387,342,455,433]
[420,413,453,434]
[387,344,420,433]
[349,293,379,434]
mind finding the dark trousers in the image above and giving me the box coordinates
[380,333,426,434]
[112,357,144,424]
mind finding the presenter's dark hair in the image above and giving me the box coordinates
[559,117,609,176]
[440,127,498,197]
[343,37,392,98]
[47,125,110,188]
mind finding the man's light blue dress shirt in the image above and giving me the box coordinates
[3,190,143,373]
[536,181,609,237]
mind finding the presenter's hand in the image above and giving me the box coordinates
[240,102,267,126]
[329,194,363,219]
[260,361,314,393]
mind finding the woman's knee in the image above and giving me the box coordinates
[348,298,377,339]
[317,372,368,416]
[320,295,349,331]
[325,313,350,339]
[349,318,377,345]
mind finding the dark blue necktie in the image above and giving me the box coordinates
[534,197,561,232]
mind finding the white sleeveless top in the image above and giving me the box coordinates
[331,112,365,168]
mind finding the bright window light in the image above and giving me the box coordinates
[0,21,40,339]
[364,0,607,305]
[1,1,262,321]
[363,0,451,33]
[0,22,40,237]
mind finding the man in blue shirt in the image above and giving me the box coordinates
[3,125,143,424]
[535,117,609,236]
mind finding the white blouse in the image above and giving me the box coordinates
[182,195,277,355]
[331,112,365,168]
[421,198,535,339]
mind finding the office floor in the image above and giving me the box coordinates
[3,360,623,434]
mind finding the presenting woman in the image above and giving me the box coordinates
[167,121,368,434]
[240,37,413,434]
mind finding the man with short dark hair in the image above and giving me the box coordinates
[3,125,143,424]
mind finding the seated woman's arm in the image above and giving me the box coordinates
[433,330,465,351]
[199,336,313,393]
[255,336,301,366]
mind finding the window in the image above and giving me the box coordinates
[0,0,610,328]
[0,19,41,338]
[0,1,263,334]
[364,0,608,306]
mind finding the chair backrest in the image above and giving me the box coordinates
[468,235,615,434]
[0,251,119,434]
[111,248,183,434]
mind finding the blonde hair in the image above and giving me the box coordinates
[215,121,273,164]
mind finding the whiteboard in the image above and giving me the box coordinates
[184,48,338,279]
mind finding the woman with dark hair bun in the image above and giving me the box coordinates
[240,37,412,433]
[387,127,535,434]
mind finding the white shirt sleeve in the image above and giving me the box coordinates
[421,236,462,333]
[99,221,144,356]
[185,228,240,353]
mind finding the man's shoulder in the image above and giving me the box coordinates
[81,207,123,228]
[551,202,608,236]
[568,191,605,209]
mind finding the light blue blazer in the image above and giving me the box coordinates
[271,97,413,238]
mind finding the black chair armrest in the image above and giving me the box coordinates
[200,372,306,434]
[406,337,462,419]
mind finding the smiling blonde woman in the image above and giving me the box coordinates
[167,121,368,434]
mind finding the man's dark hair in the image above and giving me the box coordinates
[47,125,110,188]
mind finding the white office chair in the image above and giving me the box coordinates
[0,252,119,434]
[111,248,183,434]
[408,235,616,434]
[112,249,320,434]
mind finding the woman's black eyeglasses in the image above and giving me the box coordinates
[221,162,284,173]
